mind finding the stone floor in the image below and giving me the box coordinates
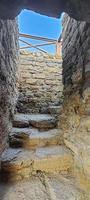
[0,173,88,200]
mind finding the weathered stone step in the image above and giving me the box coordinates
[48,105,63,115]
[13,113,57,130]
[13,114,30,128]
[1,146,73,181]
[9,128,63,149]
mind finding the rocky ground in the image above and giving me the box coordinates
[0,173,88,200]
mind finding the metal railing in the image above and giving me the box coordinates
[19,33,62,56]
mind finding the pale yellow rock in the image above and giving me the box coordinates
[64,119,90,192]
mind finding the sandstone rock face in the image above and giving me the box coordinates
[17,51,63,113]
[60,14,90,192]
[0,0,90,22]
[0,19,19,156]
[64,117,90,192]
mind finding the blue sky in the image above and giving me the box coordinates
[18,10,62,54]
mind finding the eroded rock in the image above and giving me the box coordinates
[0,0,90,22]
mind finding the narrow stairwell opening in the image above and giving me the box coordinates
[3,11,66,181]
[0,4,90,200]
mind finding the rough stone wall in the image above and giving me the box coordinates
[0,0,90,22]
[17,51,63,113]
[60,14,90,192]
[0,19,19,156]
[60,14,90,130]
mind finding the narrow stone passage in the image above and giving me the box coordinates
[0,7,90,199]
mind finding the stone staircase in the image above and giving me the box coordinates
[1,113,89,199]
[1,113,73,182]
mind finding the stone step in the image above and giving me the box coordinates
[9,128,63,149]
[48,105,63,115]
[13,113,57,130]
[13,114,30,128]
[1,145,73,181]
[0,174,88,200]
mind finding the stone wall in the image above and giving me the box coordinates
[60,14,90,130]
[0,19,19,156]
[60,14,90,192]
[17,51,63,113]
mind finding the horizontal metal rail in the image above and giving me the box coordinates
[19,33,57,43]
[20,41,56,50]
[19,32,62,55]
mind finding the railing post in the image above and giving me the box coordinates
[56,41,62,58]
